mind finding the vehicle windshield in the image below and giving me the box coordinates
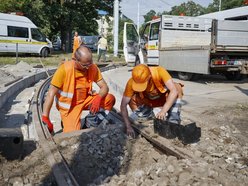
[31,28,46,42]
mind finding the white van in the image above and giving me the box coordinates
[0,13,53,57]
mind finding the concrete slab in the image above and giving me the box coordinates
[0,128,23,160]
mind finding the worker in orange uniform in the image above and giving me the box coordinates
[72,31,82,57]
[42,46,115,133]
[120,64,183,137]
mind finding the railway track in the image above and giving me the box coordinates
[31,64,123,185]
[32,76,79,185]
[1,62,247,186]
[30,64,195,185]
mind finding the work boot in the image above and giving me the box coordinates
[130,105,155,123]
[167,112,181,124]
[167,99,182,125]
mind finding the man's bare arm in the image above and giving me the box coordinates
[156,79,178,120]
[120,96,135,137]
[43,85,59,117]
[96,79,109,97]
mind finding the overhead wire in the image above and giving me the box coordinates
[158,0,173,7]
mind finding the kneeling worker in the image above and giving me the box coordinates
[42,46,115,133]
[120,64,183,137]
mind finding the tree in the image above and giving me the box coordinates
[143,10,156,22]
[205,0,245,13]
[169,1,205,16]
[106,16,133,52]
[44,0,115,52]
[0,0,116,52]
[0,0,25,13]
[139,10,159,33]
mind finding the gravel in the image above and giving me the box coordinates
[0,62,247,186]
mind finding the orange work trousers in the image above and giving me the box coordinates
[72,37,80,58]
[129,83,183,111]
[61,93,115,133]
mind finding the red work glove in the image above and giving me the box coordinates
[42,115,54,134]
[90,95,102,114]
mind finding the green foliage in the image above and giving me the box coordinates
[139,0,247,37]
[169,1,205,16]
[205,0,245,13]
[143,10,156,22]
[106,16,133,51]
[0,52,125,66]
[0,0,116,52]
[0,0,25,13]
[141,0,247,29]
[118,18,133,50]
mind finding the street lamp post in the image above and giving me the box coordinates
[113,0,119,57]
[137,0,140,30]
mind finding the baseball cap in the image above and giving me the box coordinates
[132,64,150,92]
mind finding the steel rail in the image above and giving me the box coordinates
[32,76,80,186]
[31,63,124,185]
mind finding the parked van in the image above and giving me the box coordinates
[81,35,99,51]
[0,13,53,57]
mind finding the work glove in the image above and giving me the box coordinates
[42,115,54,134]
[90,95,102,114]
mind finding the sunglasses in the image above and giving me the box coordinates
[76,60,92,69]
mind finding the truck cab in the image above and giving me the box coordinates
[123,18,160,66]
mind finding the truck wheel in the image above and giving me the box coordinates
[224,72,243,81]
[41,48,49,58]
[178,72,194,81]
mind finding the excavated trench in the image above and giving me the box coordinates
[0,62,248,186]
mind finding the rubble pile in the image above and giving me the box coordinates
[57,105,248,186]
[57,124,128,185]
[102,105,248,186]
[103,134,248,186]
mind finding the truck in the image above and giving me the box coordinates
[0,13,53,57]
[123,15,248,80]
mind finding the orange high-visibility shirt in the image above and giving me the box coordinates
[123,66,171,99]
[51,63,103,104]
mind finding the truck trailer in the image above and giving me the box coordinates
[123,15,248,80]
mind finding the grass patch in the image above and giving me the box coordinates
[0,51,126,67]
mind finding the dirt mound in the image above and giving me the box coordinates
[2,61,33,77]
[0,69,16,88]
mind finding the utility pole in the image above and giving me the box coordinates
[137,0,140,30]
[113,0,119,57]
[219,0,222,11]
